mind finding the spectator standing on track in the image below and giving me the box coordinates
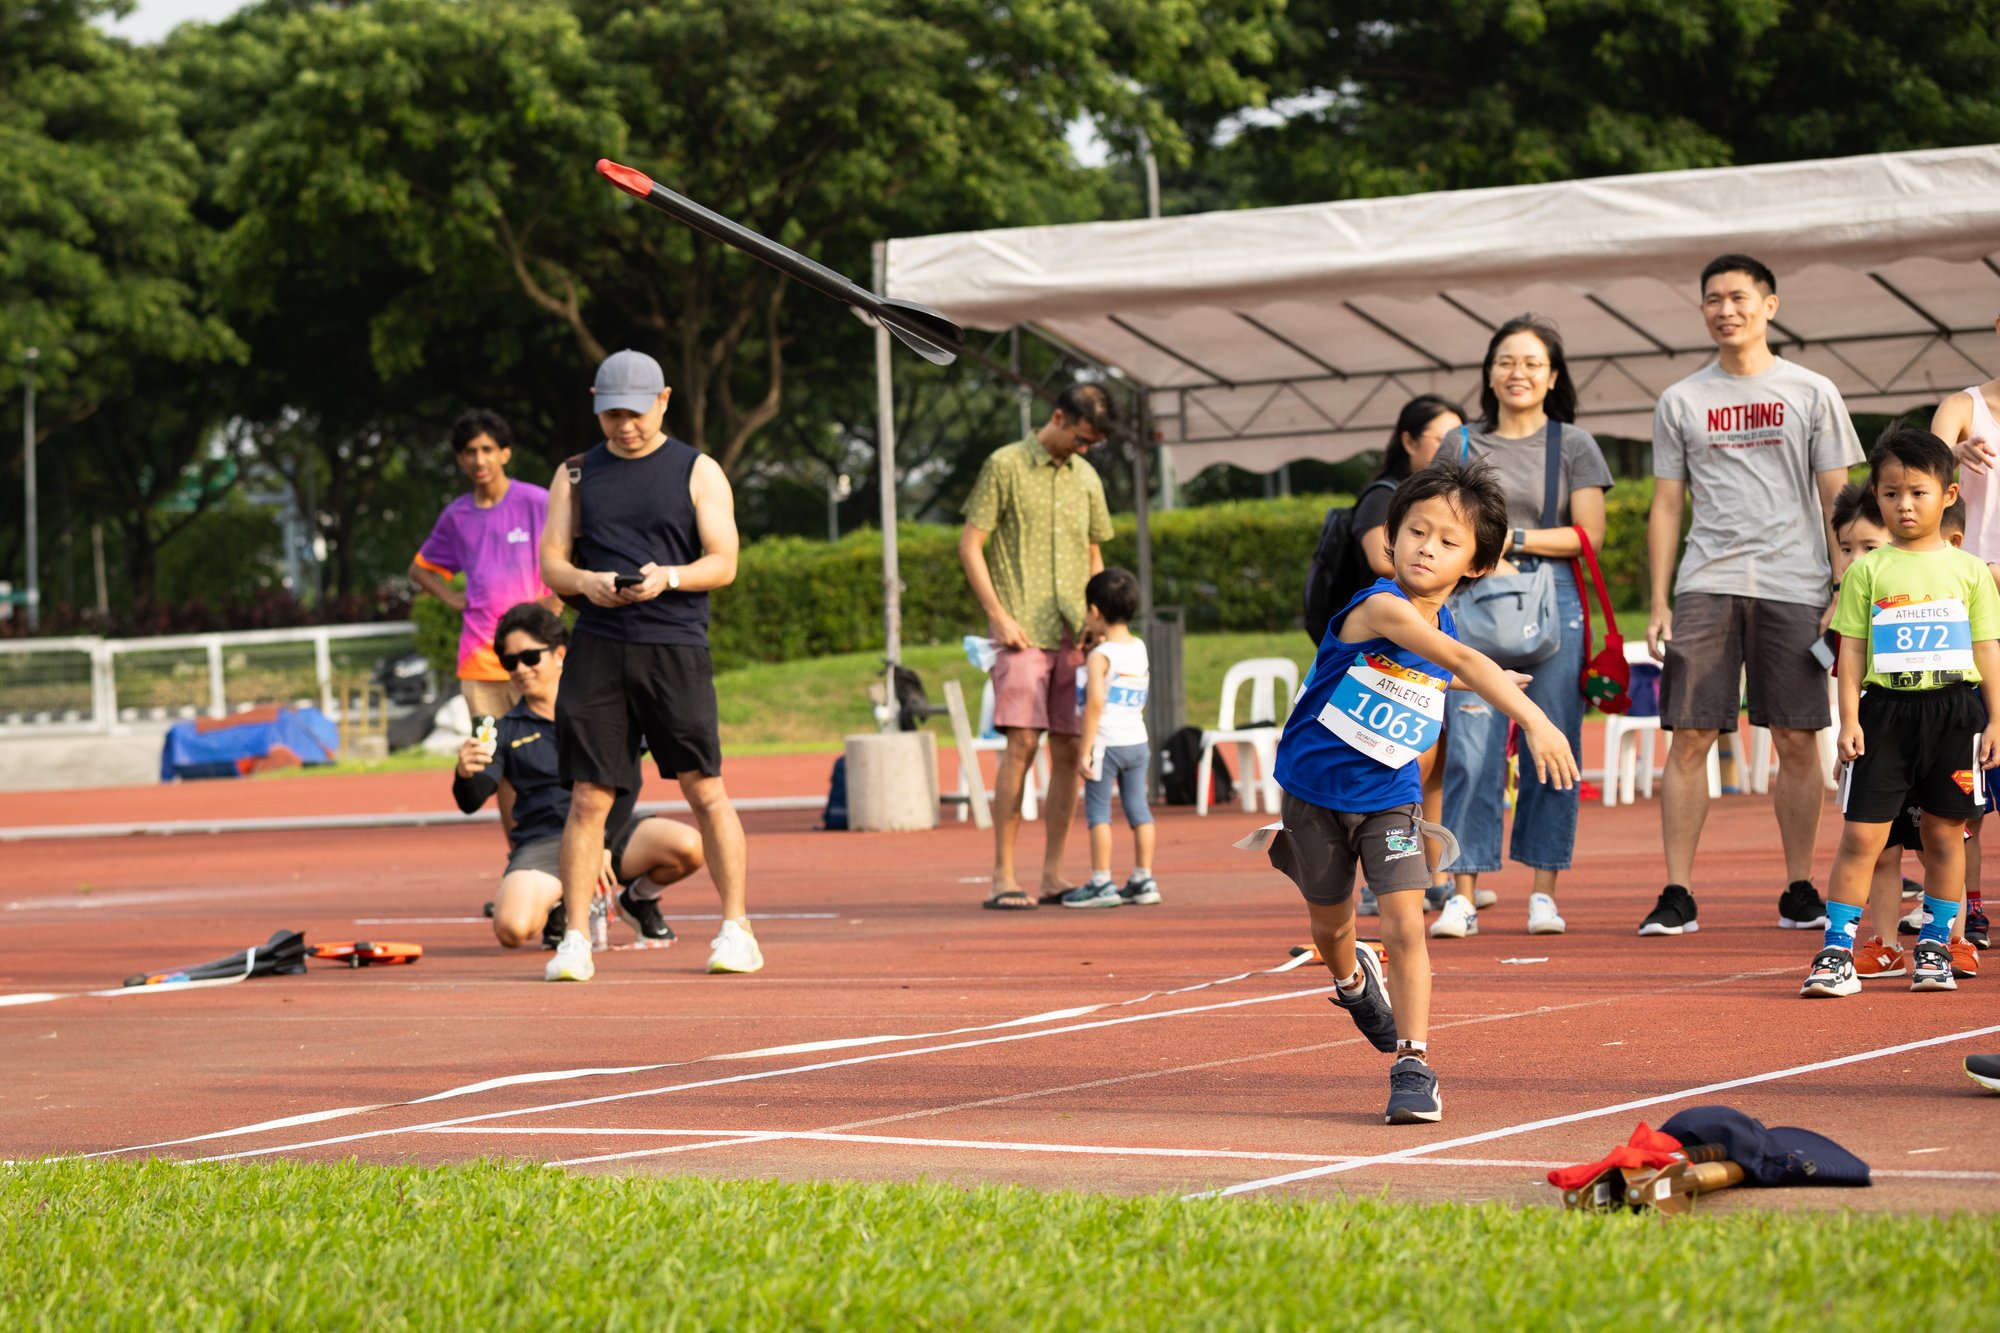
[1062,567,1159,909]
[1433,318,1612,941]
[1258,459,1578,1123]
[538,350,759,983]
[410,409,557,717]
[1929,319,2000,954]
[1800,428,1999,998]
[959,383,1116,912]
[1642,255,1864,937]
[452,603,704,951]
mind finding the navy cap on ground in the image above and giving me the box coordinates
[1661,1105,1871,1187]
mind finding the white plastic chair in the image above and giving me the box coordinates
[1746,676,1841,794]
[1196,657,1300,815]
[1603,642,1720,806]
[950,679,1044,822]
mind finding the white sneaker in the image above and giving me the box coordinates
[544,931,595,982]
[1429,894,1478,939]
[708,918,764,974]
[1472,888,1498,910]
[1527,892,1567,935]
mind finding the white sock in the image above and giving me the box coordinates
[626,874,663,902]
[1088,871,1113,887]
[1335,968,1365,997]
[1131,866,1151,880]
[1397,1040,1428,1061]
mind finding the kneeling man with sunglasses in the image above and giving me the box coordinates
[452,602,705,952]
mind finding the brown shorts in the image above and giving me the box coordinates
[1267,792,1432,907]
[991,636,1086,736]
[461,677,522,718]
[1661,593,1830,731]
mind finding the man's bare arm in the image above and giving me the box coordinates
[408,561,465,611]
[959,525,1030,649]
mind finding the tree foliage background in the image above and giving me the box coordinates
[2,0,1997,630]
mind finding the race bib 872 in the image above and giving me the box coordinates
[1319,653,1447,769]
[1870,596,1973,675]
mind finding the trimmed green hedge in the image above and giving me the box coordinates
[412,488,1660,678]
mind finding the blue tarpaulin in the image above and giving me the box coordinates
[160,706,340,782]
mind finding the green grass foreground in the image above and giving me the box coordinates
[3,1161,1992,1330]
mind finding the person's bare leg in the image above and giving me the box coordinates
[1918,812,1969,916]
[988,727,1041,898]
[1040,732,1083,896]
[1089,822,1113,879]
[1867,847,1902,942]
[1307,898,1358,994]
[558,782,617,938]
[1661,727,1721,887]
[678,772,746,919]
[1771,728,1826,885]
[1133,820,1156,876]
[1375,891,1431,1043]
[1957,819,1980,942]
[491,870,562,948]
[621,818,705,894]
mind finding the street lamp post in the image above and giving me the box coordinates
[22,347,38,632]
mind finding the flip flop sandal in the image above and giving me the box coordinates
[982,890,1037,911]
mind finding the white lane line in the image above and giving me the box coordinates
[554,1134,786,1166]
[174,984,1339,1164]
[1198,1022,2000,1199]
[0,975,253,1007]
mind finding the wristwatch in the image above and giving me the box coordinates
[666,566,681,591]
[1511,527,1527,554]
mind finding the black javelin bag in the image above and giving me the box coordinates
[1448,420,1563,670]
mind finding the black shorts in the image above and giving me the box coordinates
[1884,801,1924,852]
[558,635,722,790]
[1266,792,1432,907]
[1840,687,1985,824]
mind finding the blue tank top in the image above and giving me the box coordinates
[572,438,709,646]
[1274,579,1456,814]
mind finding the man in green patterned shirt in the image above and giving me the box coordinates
[959,383,1117,910]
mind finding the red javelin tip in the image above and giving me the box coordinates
[596,159,654,199]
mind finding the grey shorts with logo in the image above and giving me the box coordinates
[1266,792,1434,907]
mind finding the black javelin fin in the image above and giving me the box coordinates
[123,929,308,987]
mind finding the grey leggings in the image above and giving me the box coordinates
[1085,742,1154,829]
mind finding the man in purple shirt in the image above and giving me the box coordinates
[410,408,558,716]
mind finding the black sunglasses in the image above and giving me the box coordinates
[498,647,551,670]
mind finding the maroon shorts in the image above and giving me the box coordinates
[991,638,1086,736]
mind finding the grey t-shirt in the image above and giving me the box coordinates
[1652,358,1863,607]
[1452,421,1614,531]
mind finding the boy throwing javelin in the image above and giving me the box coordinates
[1257,459,1578,1123]
[1803,428,2000,998]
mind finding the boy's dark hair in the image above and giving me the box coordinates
[1944,495,1968,538]
[1386,456,1508,590]
[1700,253,1777,295]
[452,407,515,454]
[1084,567,1140,625]
[1053,382,1116,435]
[1477,315,1576,428]
[493,601,569,655]
[1831,481,1884,534]
[1868,424,1955,487]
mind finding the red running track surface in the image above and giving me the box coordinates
[3,768,1995,1210]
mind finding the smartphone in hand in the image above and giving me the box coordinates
[613,573,643,590]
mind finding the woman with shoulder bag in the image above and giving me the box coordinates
[1432,316,1613,939]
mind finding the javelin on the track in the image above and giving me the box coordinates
[595,159,964,366]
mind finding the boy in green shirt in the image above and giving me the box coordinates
[1804,428,2000,997]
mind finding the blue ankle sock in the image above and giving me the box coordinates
[1918,894,1961,947]
[1822,901,1864,953]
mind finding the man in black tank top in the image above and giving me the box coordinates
[537,349,760,983]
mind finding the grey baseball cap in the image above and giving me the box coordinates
[592,349,666,414]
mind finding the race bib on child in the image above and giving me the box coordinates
[1319,653,1447,768]
[1870,596,1973,675]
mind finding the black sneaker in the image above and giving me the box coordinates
[1118,872,1161,906]
[539,900,567,951]
[1966,906,1990,950]
[1385,1055,1442,1124]
[1330,942,1397,1053]
[1967,1053,2000,1092]
[615,884,676,944]
[1778,880,1829,930]
[1638,885,1699,936]
[1911,940,1957,991]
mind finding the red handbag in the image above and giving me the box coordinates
[1572,525,1632,714]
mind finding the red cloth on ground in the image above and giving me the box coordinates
[1546,1122,1684,1189]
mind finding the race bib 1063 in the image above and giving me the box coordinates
[1319,653,1447,768]
[1870,596,1973,674]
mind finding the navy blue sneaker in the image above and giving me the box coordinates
[1330,942,1396,1053]
[1385,1055,1442,1124]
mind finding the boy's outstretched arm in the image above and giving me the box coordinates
[1346,595,1579,789]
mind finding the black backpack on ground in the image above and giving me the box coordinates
[1160,725,1235,807]
[1302,478,1396,647]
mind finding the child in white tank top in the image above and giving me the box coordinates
[1059,568,1160,910]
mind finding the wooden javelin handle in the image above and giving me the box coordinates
[1683,1161,1745,1194]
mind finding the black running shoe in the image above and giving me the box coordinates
[1385,1055,1442,1124]
[1638,885,1698,936]
[1778,880,1829,930]
[615,884,676,944]
[1330,942,1397,1053]
[1966,906,1990,950]
[1967,1053,2000,1093]
[539,901,567,951]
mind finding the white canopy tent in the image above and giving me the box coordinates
[884,145,2000,483]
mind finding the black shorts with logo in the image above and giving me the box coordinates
[557,634,722,789]
[1266,792,1432,907]
[1840,686,1984,824]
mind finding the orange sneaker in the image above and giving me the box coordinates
[1853,935,1907,979]
[1950,937,1980,979]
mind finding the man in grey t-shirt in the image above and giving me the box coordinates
[1640,254,1863,940]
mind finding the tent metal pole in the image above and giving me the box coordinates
[872,243,902,718]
